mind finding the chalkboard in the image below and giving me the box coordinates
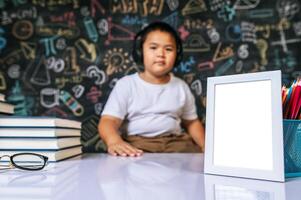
[0,0,300,152]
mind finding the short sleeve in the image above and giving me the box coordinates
[101,78,130,120]
[181,83,198,120]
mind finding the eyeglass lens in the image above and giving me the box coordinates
[12,154,46,170]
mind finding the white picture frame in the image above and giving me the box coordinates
[204,70,284,182]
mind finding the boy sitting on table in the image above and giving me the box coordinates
[98,22,205,157]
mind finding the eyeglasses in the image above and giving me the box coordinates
[0,153,48,171]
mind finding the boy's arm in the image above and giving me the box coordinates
[182,119,205,152]
[98,115,143,157]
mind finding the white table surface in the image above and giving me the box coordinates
[0,153,300,200]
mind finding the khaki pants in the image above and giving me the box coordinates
[123,133,202,153]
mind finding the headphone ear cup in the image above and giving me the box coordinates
[174,38,183,67]
[132,31,143,65]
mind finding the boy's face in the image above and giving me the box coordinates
[142,30,177,78]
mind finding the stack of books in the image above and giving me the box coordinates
[0,116,82,162]
[0,93,14,115]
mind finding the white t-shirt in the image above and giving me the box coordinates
[101,73,198,137]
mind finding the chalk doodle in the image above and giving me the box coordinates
[209,0,230,11]
[255,18,290,38]
[55,75,83,88]
[32,0,80,8]
[174,56,195,73]
[237,44,249,59]
[277,0,300,20]
[234,0,260,10]
[109,78,118,89]
[0,28,6,51]
[191,79,202,96]
[217,5,235,22]
[87,65,106,85]
[40,88,60,108]
[248,9,274,18]
[273,49,297,72]
[0,11,12,25]
[46,57,65,73]
[60,90,84,116]
[84,17,99,43]
[207,28,220,44]
[215,58,235,76]
[30,56,51,86]
[166,0,179,11]
[225,23,241,42]
[183,34,210,52]
[293,21,301,36]
[7,64,21,79]
[12,20,33,40]
[184,18,214,29]
[56,38,67,50]
[86,86,102,104]
[36,24,80,39]
[0,72,6,90]
[50,11,76,27]
[183,73,195,84]
[81,115,104,151]
[143,0,165,16]
[163,11,179,29]
[97,18,109,35]
[63,47,80,74]
[105,17,135,45]
[104,48,131,76]
[213,42,234,62]
[182,0,207,16]
[110,0,138,14]
[90,0,105,17]
[178,25,190,40]
[72,84,85,98]
[256,39,268,66]
[39,35,59,56]
[198,61,215,71]
[121,15,147,26]
[20,42,36,60]
[235,60,244,73]
[104,0,158,16]
[272,33,301,53]
[36,16,44,26]
[94,102,103,115]
[241,21,256,43]
[7,80,34,116]
[75,38,98,63]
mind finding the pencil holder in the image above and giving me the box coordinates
[283,119,301,177]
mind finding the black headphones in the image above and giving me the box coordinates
[132,21,183,68]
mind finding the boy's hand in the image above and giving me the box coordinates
[107,141,143,157]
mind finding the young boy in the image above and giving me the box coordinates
[98,22,205,157]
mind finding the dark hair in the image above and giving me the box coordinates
[132,21,183,68]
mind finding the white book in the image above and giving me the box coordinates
[0,117,81,129]
[0,128,81,137]
[0,93,5,101]
[0,137,81,150]
[0,102,14,114]
[0,146,82,162]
